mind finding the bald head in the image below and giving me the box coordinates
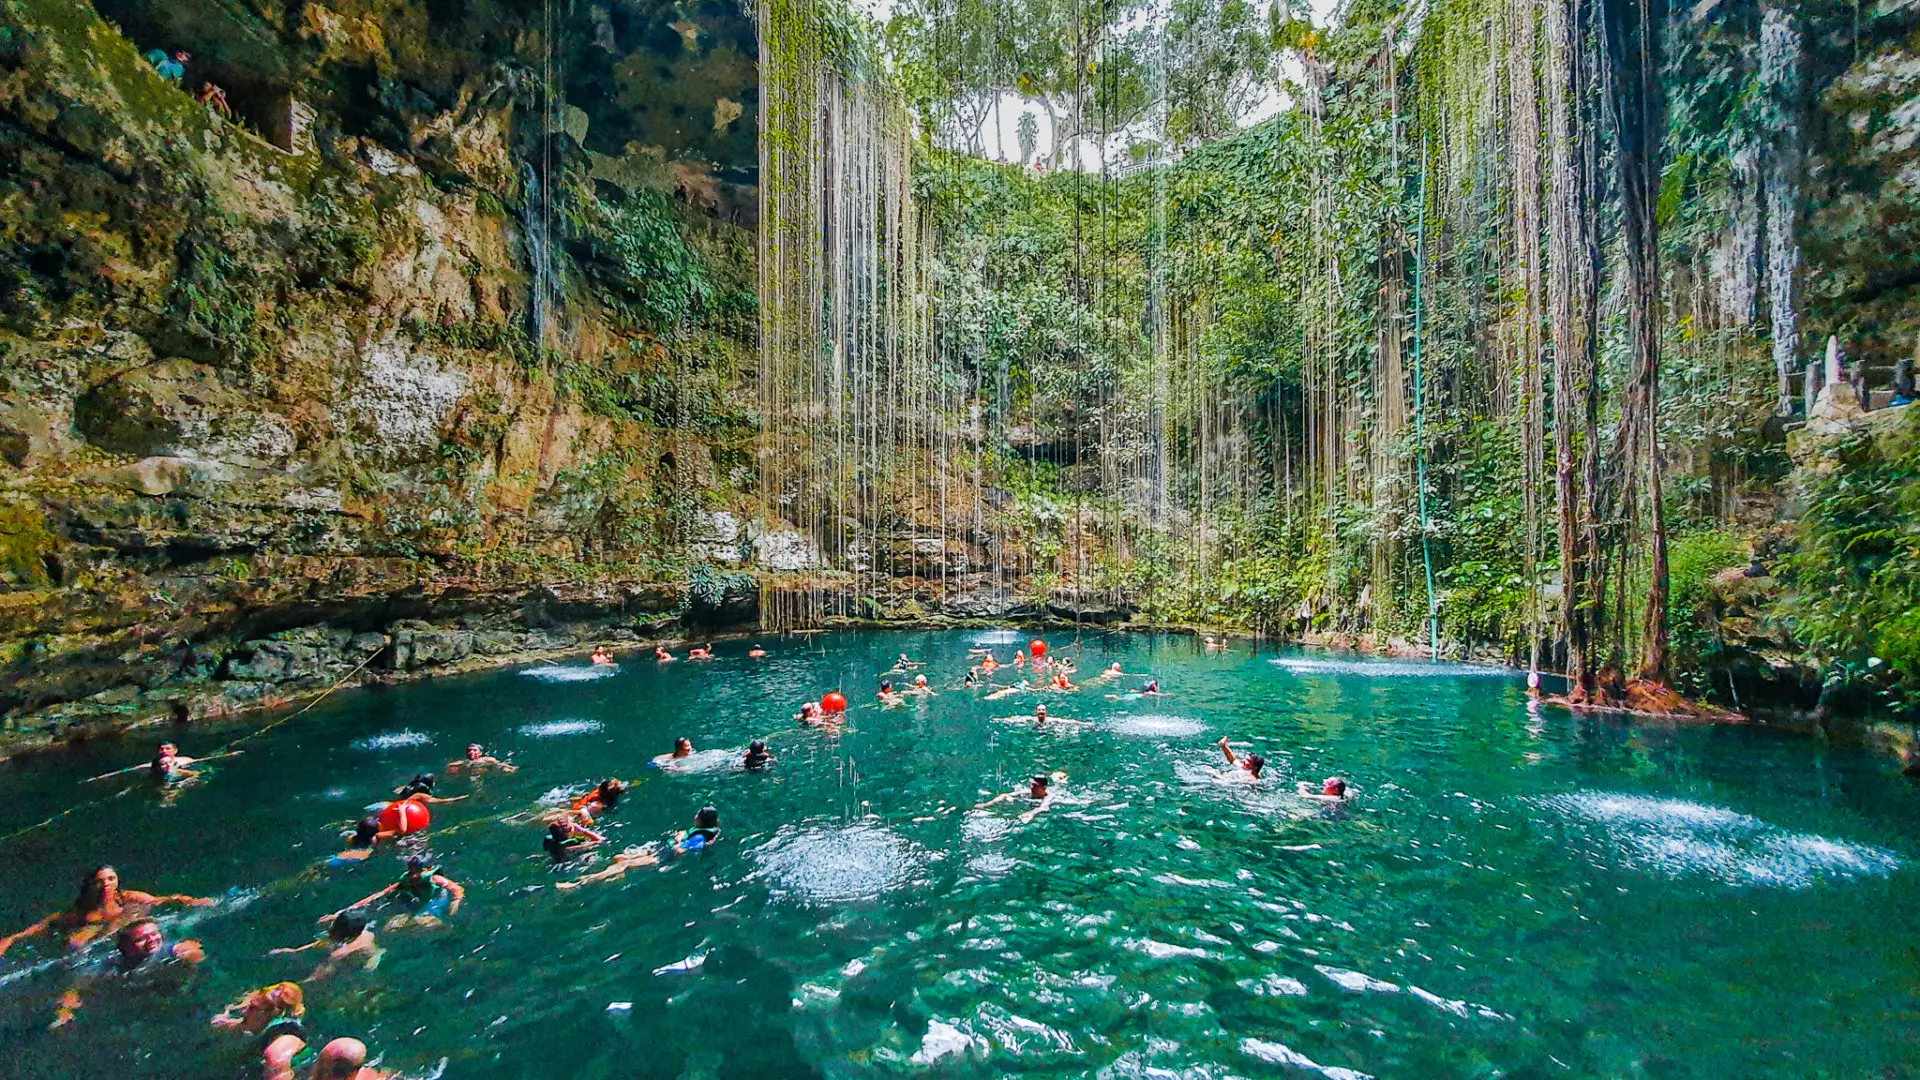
[315,1038,368,1078]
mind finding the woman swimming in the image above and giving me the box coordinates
[391,773,467,804]
[0,865,213,955]
[269,911,380,980]
[671,806,721,854]
[566,779,628,824]
[905,674,937,697]
[327,818,387,865]
[554,846,660,889]
[544,820,605,860]
[213,980,306,1039]
[51,918,204,1027]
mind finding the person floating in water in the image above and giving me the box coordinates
[748,644,768,658]
[589,645,615,666]
[671,806,721,855]
[1050,669,1076,692]
[1139,678,1162,696]
[446,743,516,774]
[329,857,463,931]
[651,737,696,768]
[1202,636,1228,651]
[0,865,213,956]
[211,981,305,1042]
[328,818,388,865]
[688,644,714,660]
[269,911,380,981]
[310,1037,393,1080]
[795,700,828,726]
[743,740,774,771]
[51,918,205,1028]
[655,646,675,662]
[554,845,659,889]
[977,774,1060,823]
[905,674,937,697]
[1216,737,1266,779]
[544,820,605,860]
[1096,661,1125,680]
[979,654,999,674]
[1296,777,1350,802]
[1029,703,1084,726]
[84,741,238,785]
[565,779,628,825]
[877,681,905,706]
[392,773,467,805]
[963,671,979,688]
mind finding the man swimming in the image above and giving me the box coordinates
[0,865,214,955]
[655,646,675,662]
[311,1037,393,1080]
[589,645,615,665]
[795,700,825,725]
[1216,737,1266,779]
[877,681,905,706]
[328,857,464,930]
[544,820,605,860]
[748,644,768,658]
[1202,636,1228,651]
[554,845,660,889]
[1139,678,1162,695]
[743,740,775,771]
[269,911,380,981]
[85,742,237,785]
[977,774,1060,823]
[51,918,205,1027]
[905,674,937,697]
[688,644,714,660]
[445,744,517,774]
[650,737,696,768]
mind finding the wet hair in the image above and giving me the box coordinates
[879,681,892,692]
[406,855,428,874]
[694,806,720,829]
[597,779,626,807]
[351,817,379,846]
[1245,754,1266,778]
[1324,777,1348,797]
[1032,775,1050,788]
[547,822,571,842]
[115,918,159,951]
[401,772,435,795]
[248,982,306,1019]
[328,911,369,941]
[675,737,693,753]
[749,739,766,754]
[76,865,116,911]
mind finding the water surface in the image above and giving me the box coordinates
[1,631,1915,1078]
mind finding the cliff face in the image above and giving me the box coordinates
[0,0,766,742]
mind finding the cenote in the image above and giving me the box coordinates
[1,630,1916,1079]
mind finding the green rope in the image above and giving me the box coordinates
[1412,136,1439,660]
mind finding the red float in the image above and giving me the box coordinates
[379,799,430,835]
[821,690,849,713]
[1029,639,1048,658]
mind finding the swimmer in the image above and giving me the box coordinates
[1296,776,1350,802]
[392,773,467,804]
[269,911,380,981]
[212,981,305,1038]
[688,643,714,660]
[566,778,628,824]
[51,918,204,1027]
[1139,678,1162,695]
[984,683,1026,701]
[905,674,937,697]
[1203,636,1228,651]
[328,857,463,930]
[0,865,213,956]
[963,671,978,688]
[977,773,1060,823]
[877,681,905,706]
[1050,669,1075,692]
[328,818,387,864]
[743,739,775,771]
[589,644,615,665]
[446,743,516,774]
[748,644,767,658]
[84,741,238,784]
[650,737,696,768]
[1216,736,1266,779]
[554,845,660,889]
[311,1037,393,1080]
[795,700,825,725]
[544,820,605,860]
[980,654,999,673]
[1014,650,1027,667]
[655,646,675,662]
[670,806,721,855]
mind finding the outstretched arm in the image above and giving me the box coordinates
[1018,795,1056,824]
[325,883,395,922]
[268,938,325,956]
[1217,737,1239,768]
[975,791,1016,809]
[433,876,465,916]
[0,911,60,956]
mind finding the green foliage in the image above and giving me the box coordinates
[1786,415,1920,715]
[1666,528,1753,696]
[564,180,715,335]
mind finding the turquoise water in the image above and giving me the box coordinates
[1,629,1917,1079]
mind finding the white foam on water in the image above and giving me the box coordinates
[653,748,736,774]
[1124,938,1210,960]
[1273,656,1516,678]
[912,1019,987,1065]
[1153,873,1231,889]
[1315,965,1400,994]
[517,718,604,738]
[1547,791,1902,889]
[351,730,432,751]
[1107,714,1208,738]
[752,822,931,904]
[971,630,1025,646]
[1239,1039,1374,1080]
[1237,973,1310,997]
[518,664,618,683]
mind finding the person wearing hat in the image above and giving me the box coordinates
[326,857,463,931]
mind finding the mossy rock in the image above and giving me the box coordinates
[0,500,59,586]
